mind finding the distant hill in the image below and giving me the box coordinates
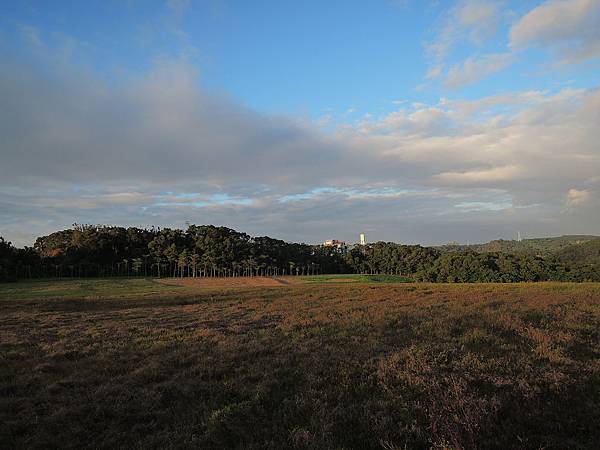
[554,238,600,267]
[437,235,600,259]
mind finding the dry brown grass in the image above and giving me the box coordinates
[1,280,600,449]
[157,276,305,288]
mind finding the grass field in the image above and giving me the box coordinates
[2,278,600,449]
[0,278,195,300]
[299,274,414,283]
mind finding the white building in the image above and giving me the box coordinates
[323,239,345,249]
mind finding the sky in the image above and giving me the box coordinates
[1,0,600,246]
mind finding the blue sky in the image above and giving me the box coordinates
[6,0,597,116]
[1,0,600,245]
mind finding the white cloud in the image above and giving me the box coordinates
[455,0,502,39]
[433,166,522,185]
[356,106,452,137]
[423,1,510,89]
[566,188,591,206]
[2,48,600,246]
[426,65,443,80]
[510,0,600,63]
[353,87,600,200]
[426,0,503,63]
[444,52,515,88]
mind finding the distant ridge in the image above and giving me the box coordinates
[437,235,600,259]
[554,238,600,267]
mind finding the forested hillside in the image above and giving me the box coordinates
[438,235,600,257]
[1,225,599,282]
[554,238,600,266]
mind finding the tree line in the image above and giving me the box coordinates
[2,224,346,281]
[1,224,599,282]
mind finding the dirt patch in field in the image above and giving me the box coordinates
[155,276,304,288]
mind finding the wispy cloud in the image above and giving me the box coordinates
[422,0,510,89]
[425,0,504,65]
[433,165,522,185]
[444,52,515,88]
[510,0,600,63]
[566,188,592,207]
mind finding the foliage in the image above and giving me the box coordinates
[0,236,16,282]
[438,235,600,258]
[0,236,39,282]
[554,238,600,267]
[1,224,600,282]
[344,242,439,276]
[415,252,562,283]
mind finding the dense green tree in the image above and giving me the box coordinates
[2,226,599,283]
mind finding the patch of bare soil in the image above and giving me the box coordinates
[155,276,304,288]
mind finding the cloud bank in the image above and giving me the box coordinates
[3,0,600,247]
[1,43,599,247]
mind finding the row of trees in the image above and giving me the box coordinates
[346,243,599,282]
[414,252,591,283]
[9,224,346,281]
[1,224,599,282]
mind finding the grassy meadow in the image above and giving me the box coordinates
[299,274,414,283]
[2,278,600,449]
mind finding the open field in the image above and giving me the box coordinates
[2,279,600,449]
[0,278,197,300]
[0,275,412,300]
[300,274,414,283]
[159,274,414,288]
[158,276,304,288]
